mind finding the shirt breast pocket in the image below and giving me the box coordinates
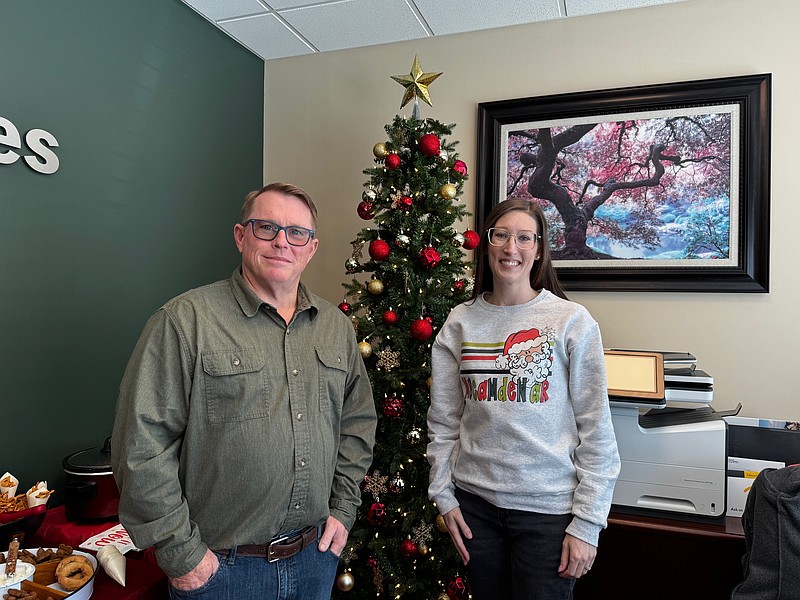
[315,346,347,413]
[202,349,268,423]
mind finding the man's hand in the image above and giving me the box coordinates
[169,549,219,591]
[317,515,348,556]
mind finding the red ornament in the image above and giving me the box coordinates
[358,201,375,220]
[382,310,399,326]
[453,159,468,176]
[454,279,465,291]
[447,576,468,600]
[338,301,351,314]
[418,133,441,157]
[385,153,401,170]
[367,502,386,526]
[383,395,404,418]
[410,318,433,341]
[369,239,390,261]
[462,229,480,250]
[396,195,413,211]
[400,538,418,558]
[419,246,441,268]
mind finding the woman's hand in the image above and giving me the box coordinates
[442,507,473,565]
[558,534,596,579]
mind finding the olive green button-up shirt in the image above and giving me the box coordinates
[111,269,376,578]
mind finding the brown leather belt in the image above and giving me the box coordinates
[227,525,318,562]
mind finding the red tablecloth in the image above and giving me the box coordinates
[28,505,168,600]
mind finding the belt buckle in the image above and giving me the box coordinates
[267,533,292,563]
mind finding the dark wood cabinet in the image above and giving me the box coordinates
[574,512,745,599]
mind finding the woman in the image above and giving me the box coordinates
[427,199,620,599]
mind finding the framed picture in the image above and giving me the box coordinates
[476,73,771,292]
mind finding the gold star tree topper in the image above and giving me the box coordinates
[391,55,442,109]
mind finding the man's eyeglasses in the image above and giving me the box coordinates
[243,219,315,247]
[487,227,541,250]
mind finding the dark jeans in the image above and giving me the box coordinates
[167,539,340,600]
[456,486,575,600]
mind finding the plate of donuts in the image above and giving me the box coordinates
[2,547,97,599]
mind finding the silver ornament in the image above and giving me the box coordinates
[390,473,406,493]
[362,188,377,202]
[396,234,410,248]
[407,427,422,444]
[439,149,448,160]
[454,233,464,246]
[345,258,360,273]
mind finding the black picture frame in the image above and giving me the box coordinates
[476,73,771,292]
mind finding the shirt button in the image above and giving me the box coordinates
[299,459,306,467]
[297,413,304,421]
[233,358,240,366]
[294,503,301,510]
[292,369,299,376]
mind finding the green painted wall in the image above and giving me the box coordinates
[1,0,264,495]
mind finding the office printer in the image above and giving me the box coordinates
[605,350,726,518]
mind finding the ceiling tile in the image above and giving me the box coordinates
[280,0,429,52]
[182,0,270,21]
[414,0,562,35]
[266,0,331,8]
[220,14,314,60]
[566,0,684,17]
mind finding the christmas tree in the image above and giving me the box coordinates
[332,56,477,600]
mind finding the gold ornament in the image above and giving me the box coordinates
[437,593,450,600]
[363,469,389,497]
[367,278,385,295]
[390,55,442,109]
[358,341,372,358]
[336,571,355,592]
[435,514,448,532]
[440,183,457,200]
[376,347,400,372]
[418,542,429,555]
[427,376,433,388]
[373,142,388,159]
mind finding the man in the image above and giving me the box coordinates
[111,182,377,599]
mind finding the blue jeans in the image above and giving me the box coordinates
[167,539,340,600]
[456,487,575,600]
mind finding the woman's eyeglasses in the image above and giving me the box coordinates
[486,227,541,250]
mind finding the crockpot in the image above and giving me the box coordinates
[62,436,120,522]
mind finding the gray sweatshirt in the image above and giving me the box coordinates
[427,291,620,546]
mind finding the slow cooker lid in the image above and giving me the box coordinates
[63,436,113,473]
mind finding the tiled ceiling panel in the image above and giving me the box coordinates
[181,0,687,62]
[414,0,563,35]
[222,13,314,60]
[280,0,430,53]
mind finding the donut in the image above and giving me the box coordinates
[56,554,94,591]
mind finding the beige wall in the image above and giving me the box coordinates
[264,0,797,421]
